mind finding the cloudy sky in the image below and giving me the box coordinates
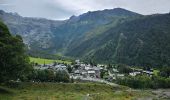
[0,0,170,20]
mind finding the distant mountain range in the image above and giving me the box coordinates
[1,8,170,67]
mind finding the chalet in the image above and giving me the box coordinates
[74,70,81,76]
[81,71,88,78]
[54,64,67,70]
[143,70,153,76]
[112,68,119,73]
[129,72,141,76]
[117,74,125,78]
[87,70,96,77]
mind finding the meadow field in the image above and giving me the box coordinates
[29,57,72,65]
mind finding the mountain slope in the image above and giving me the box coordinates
[0,10,65,53]
[1,9,170,67]
[0,8,141,55]
[81,13,170,67]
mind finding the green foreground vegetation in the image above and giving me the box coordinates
[29,57,72,64]
[0,82,158,100]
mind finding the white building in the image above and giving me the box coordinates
[129,72,141,76]
[54,64,67,71]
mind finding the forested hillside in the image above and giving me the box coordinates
[82,14,170,67]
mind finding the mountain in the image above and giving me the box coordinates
[0,8,141,55]
[3,8,170,67]
[71,13,170,67]
[0,10,65,54]
[49,8,141,54]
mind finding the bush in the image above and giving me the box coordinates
[116,75,170,89]
[28,69,70,83]
[5,81,21,88]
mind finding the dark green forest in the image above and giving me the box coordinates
[83,14,170,67]
[0,21,32,82]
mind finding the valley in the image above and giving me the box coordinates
[1,4,170,100]
[1,9,170,67]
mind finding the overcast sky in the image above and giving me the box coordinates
[0,0,170,20]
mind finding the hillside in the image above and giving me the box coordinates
[0,8,141,55]
[0,10,64,54]
[80,14,170,67]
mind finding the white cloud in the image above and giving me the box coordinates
[0,0,170,20]
[0,4,14,6]
[51,0,170,15]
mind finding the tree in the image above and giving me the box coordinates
[44,69,55,82]
[100,70,105,78]
[159,66,170,78]
[89,59,97,66]
[67,65,72,73]
[107,64,112,70]
[0,21,32,82]
[55,70,70,82]
[73,65,80,69]
[117,64,132,74]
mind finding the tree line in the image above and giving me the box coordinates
[27,69,70,83]
[115,66,170,89]
[116,75,170,89]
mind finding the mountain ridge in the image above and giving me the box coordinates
[1,8,170,67]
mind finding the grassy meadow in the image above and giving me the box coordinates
[0,82,157,100]
[29,57,72,65]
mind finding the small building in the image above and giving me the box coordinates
[81,71,88,78]
[112,68,119,73]
[93,67,101,78]
[142,70,153,76]
[88,70,96,78]
[117,74,125,79]
[74,70,81,76]
[129,72,141,76]
[75,59,80,64]
[54,64,67,71]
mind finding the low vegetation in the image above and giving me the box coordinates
[29,57,72,64]
[114,65,170,89]
[28,69,70,83]
[116,75,170,89]
[0,82,157,100]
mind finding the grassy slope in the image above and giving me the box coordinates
[29,57,72,64]
[0,82,155,100]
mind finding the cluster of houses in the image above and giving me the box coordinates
[33,59,155,81]
[34,63,67,71]
[71,60,104,79]
[109,67,154,79]
[33,60,105,79]
[129,69,154,77]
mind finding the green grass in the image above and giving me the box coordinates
[153,70,160,76]
[29,57,72,64]
[0,82,156,100]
